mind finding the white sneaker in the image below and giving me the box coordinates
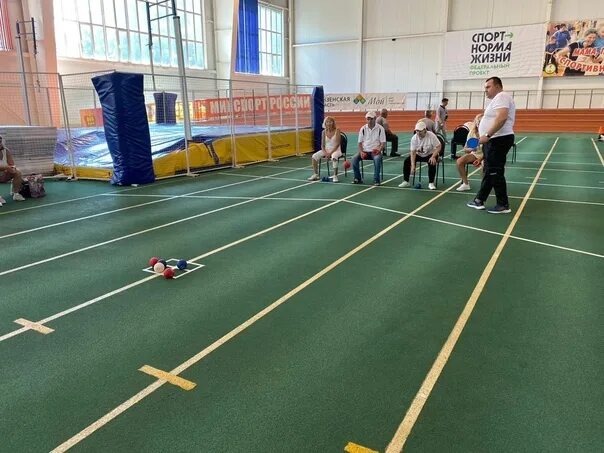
[0,196,6,204]
[331,175,339,183]
[456,183,471,192]
[307,174,319,181]
[13,193,25,201]
[398,181,410,188]
[428,183,436,190]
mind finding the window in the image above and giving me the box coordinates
[258,3,284,76]
[53,0,205,69]
[0,0,14,51]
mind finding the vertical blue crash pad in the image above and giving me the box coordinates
[311,86,324,151]
[91,72,155,185]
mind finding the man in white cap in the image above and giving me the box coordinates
[352,111,385,185]
[398,121,441,190]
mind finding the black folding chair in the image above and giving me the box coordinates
[451,124,469,160]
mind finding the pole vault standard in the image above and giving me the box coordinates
[145,0,193,175]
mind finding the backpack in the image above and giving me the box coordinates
[23,174,46,198]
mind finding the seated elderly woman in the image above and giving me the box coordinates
[307,116,343,182]
[398,121,441,190]
[0,136,25,206]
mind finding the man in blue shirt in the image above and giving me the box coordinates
[553,24,571,50]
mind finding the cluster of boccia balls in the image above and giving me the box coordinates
[149,257,187,279]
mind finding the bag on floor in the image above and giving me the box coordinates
[18,182,31,198]
[24,174,46,198]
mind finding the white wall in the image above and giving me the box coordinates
[292,0,604,99]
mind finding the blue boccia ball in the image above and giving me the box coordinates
[158,259,167,267]
[414,183,422,189]
[321,176,329,182]
[176,259,188,270]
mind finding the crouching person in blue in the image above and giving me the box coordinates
[352,111,385,186]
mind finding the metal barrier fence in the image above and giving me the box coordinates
[0,70,317,179]
[389,89,604,112]
[0,69,602,178]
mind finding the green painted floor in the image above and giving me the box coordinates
[0,133,602,452]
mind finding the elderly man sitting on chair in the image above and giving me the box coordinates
[398,121,441,190]
[352,111,385,186]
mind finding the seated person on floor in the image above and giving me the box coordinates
[456,114,484,192]
[398,121,441,190]
[307,116,343,182]
[0,136,25,206]
[352,111,385,186]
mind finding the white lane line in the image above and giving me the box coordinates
[0,175,189,217]
[456,176,604,191]
[2,171,403,342]
[592,138,604,167]
[0,167,305,240]
[520,196,604,206]
[517,160,601,166]
[343,200,603,259]
[434,185,604,206]
[385,137,559,453]
[0,179,327,341]
[0,178,314,278]
[50,169,459,453]
[0,275,159,342]
[509,166,604,174]
[106,193,339,203]
[113,180,604,207]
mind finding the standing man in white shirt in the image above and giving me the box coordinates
[352,111,386,186]
[466,76,516,214]
[398,121,441,190]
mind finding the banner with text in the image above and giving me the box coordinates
[324,93,406,111]
[543,19,604,77]
[442,24,544,79]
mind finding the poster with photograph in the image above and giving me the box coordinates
[543,20,604,76]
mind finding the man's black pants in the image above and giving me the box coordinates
[385,131,398,155]
[403,154,437,183]
[476,134,515,207]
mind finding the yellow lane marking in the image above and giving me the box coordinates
[385,137,559,453]
[345,441,379,453]
[52,170,475,453]
[139,365,196,391]
[14,318,54,335]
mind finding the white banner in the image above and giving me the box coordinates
[325,93,407,111]
[442,24,544,80]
